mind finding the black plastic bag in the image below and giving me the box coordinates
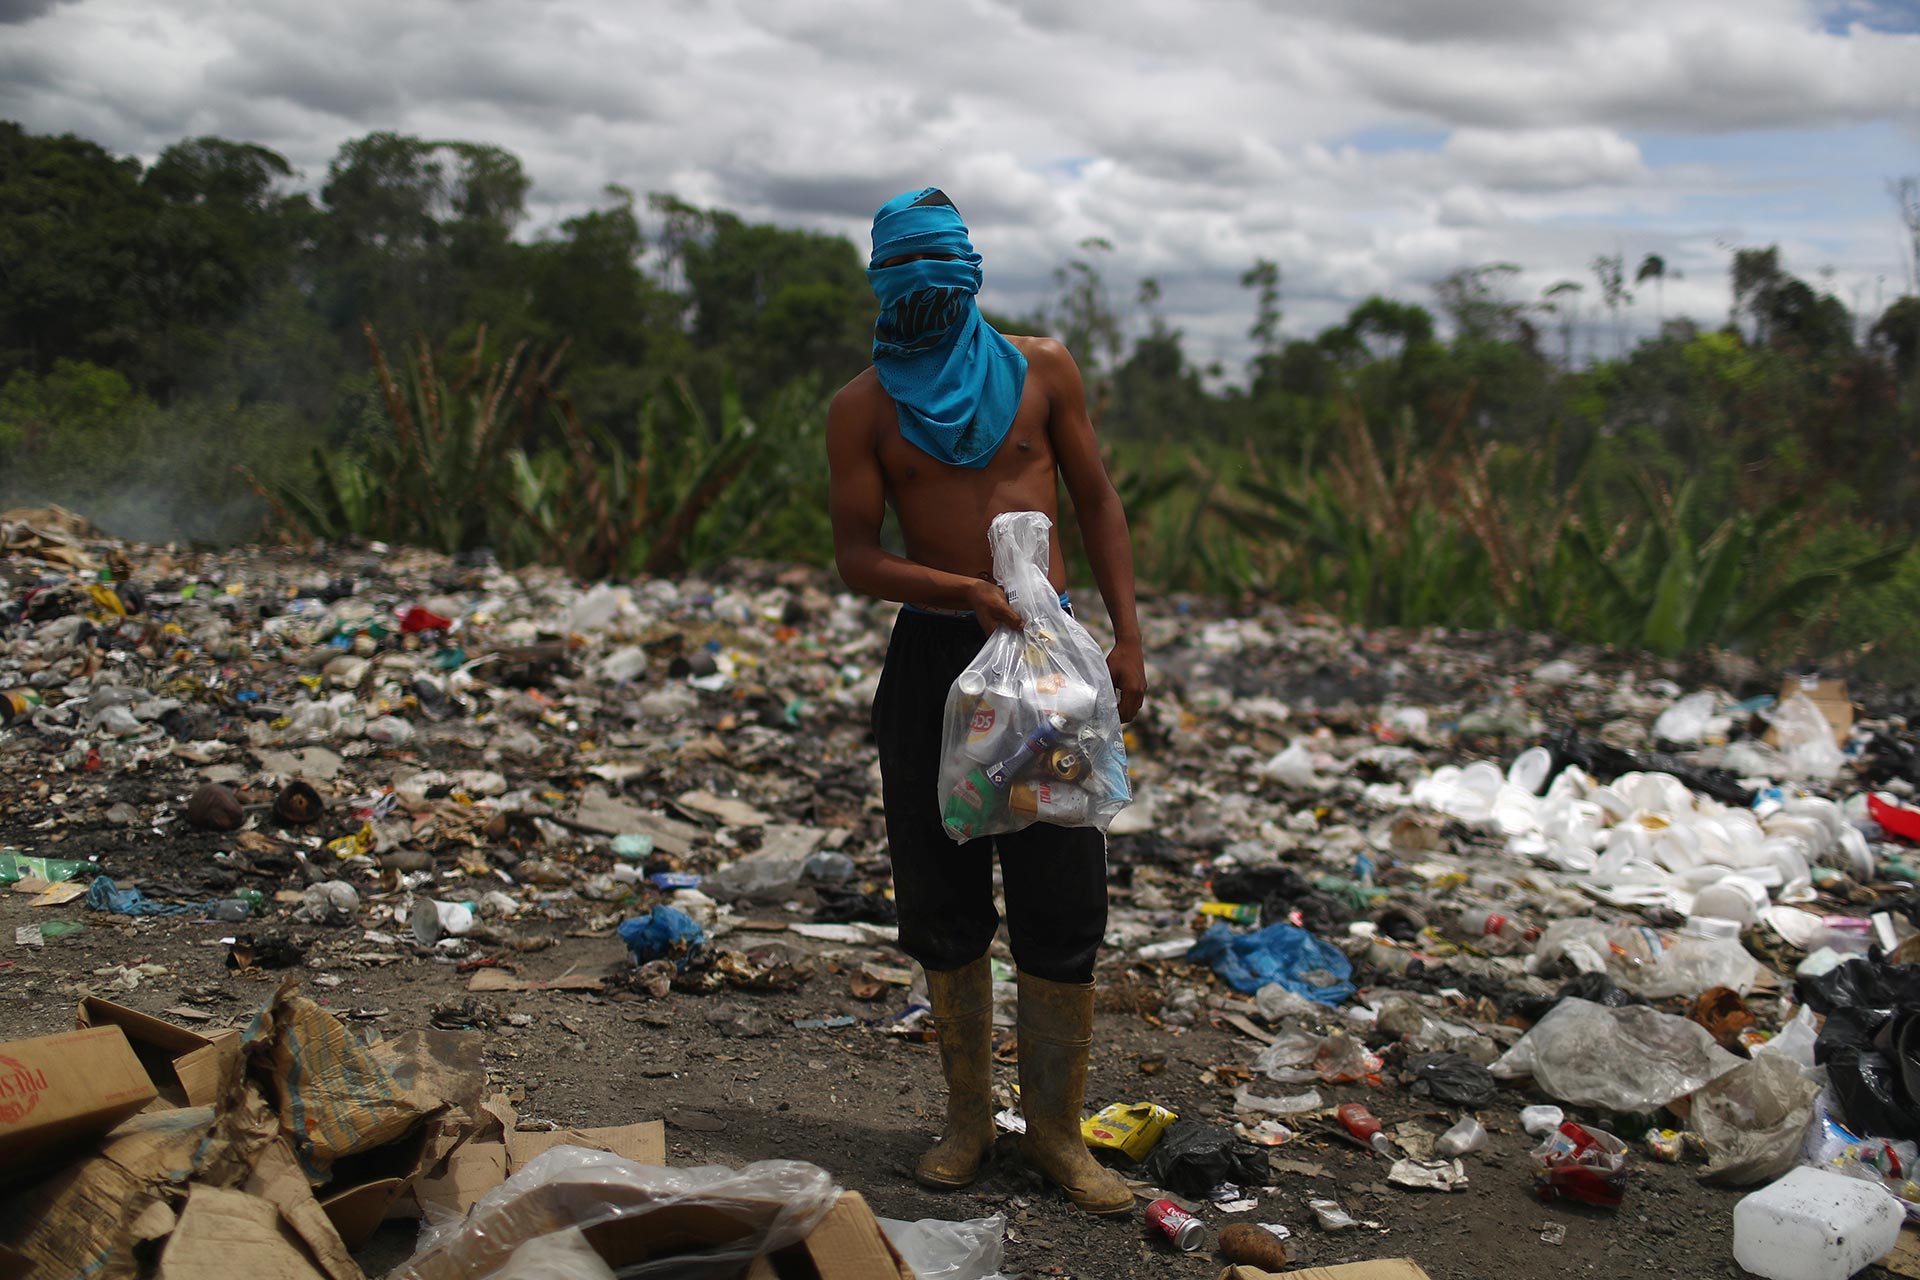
[812,886,897,925]
[1210,867,1354,934]
[1816,1005,1920,1141]
[1139,1118,1270,1197]
[1407,1053,1499,1108]
[1797,958,1920,1016]
[1547,730,1753,808]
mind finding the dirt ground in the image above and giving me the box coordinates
[2,863,1832,1280]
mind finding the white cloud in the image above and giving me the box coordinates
[0,0,1914,371]
[1443,128,1647,192]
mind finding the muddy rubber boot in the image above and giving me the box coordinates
[915,956,997,1189]
[1015,970,1135,1215]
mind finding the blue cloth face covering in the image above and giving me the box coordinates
[867,188,1028,468]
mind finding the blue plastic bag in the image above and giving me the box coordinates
[86,876,194,917]
[1186,922,1354,1004]
[618,905,706,968]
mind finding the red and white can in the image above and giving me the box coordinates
[1145,1198,1205,1252]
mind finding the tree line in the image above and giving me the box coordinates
[1,121,1917,670]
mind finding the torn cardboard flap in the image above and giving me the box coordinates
[410,1090,665,1219]
[77,995,243,1109]
[0,1106,224,1280]
[246,980,484,1182]
[762,1192,910,1280]
[1215,1261,1433,1280]
[0,1024,157,1181]
[244,1137,366,1280]
[156,1185,336,1280]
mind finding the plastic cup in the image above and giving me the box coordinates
[1507,746,1554,796]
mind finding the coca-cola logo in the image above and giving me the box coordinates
[969,705,996,735]
[0,1053,47,1125]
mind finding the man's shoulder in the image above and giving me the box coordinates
[1003,334,1069,363]
[829,366,885,415]
[827,367,886,447]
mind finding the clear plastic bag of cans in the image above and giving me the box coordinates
[937,510,1131,842]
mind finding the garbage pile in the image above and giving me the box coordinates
[9,505,1920,1276]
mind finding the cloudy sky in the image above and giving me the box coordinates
[4,0,1917,373]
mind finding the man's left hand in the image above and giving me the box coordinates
[1106,640,1147,724]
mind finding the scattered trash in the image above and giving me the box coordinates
[8,514,1920,1273]
[1530,1122,1631,1207]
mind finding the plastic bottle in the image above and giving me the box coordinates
[2,689,44,724]
[1471,910,1536,945]
[1336,1103,1393,1156]
[1732,1166,1903,1280]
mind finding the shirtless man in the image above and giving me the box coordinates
[826,187,1145,1215]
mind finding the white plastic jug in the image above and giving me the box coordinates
[1732,1166,1903,1280]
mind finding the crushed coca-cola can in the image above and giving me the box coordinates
[1145,1198,1205,1252]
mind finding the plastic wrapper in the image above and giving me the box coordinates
[1530,1121,1630,1207]
[1436,1116,1488,1157]
[1693,1052,1822,1186]
[395,1150,839,1280]
[876,1214,1007,1280]
[1140,1119,1270,1198]
[1530,919,1766,1000]
[1520,1105,1565,1136]
[936,511,1130,840]
[494,1228,616,1280]
[1755,1004,1821,1069]
[1186,922,1355,1004]
[1408,1053,1498,1108]
[617,906,705,969]
[1312,1033,1383,1084]
[1652,691,1718,744]
[1804,1091,1920,1204]
[1492,998,1742,1112]
[1767,692,1846,779]
[1628,936,1768,1000]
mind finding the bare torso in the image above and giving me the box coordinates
[844,334,1069,592]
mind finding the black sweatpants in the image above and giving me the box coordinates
[872,607,1108,984]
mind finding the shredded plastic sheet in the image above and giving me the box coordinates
[1492,997,1742,1111]
[396,1150,839,1280]
[877,1214,1008,1280]
[1767,692,1846,779]
[1693,1052,1822,1186]
[936,511,1130,840]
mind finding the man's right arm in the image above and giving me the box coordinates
[826,383,1020,630]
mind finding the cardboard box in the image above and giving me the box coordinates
[1765,676,1852,748]
[395,1169,902,1280]
[410,1091,665,1219]
[0,1025,157,1181]
[76,996,243,1109]
[1216,1261,1433,1280]
[757,1193,912,1280]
